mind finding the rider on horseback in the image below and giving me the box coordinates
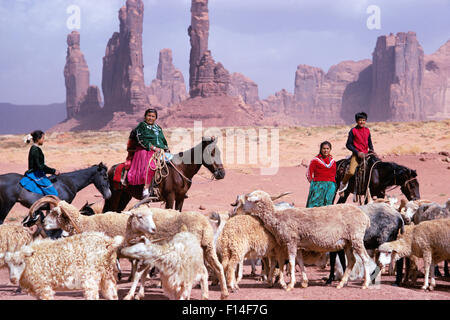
[127,108,169,198]
[338,112,376,197]
[19,130,61,196]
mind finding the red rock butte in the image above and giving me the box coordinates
[52,0,450,133]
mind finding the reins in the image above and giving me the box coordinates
[145,149,218,186]
[363,160,418,201]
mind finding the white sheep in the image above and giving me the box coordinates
[38,197,156,282]
[218,197,328,290]
[238,190,372,290]
[121,205,229,300]
[377,218,450,291]
[121,231,209,300]
[216,214,285,291]
[0,232,123,300]
[0,224,34,266]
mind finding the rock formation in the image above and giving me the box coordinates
[369,32,425,121]
[228,73,259,105]
[64,31,101,118]
[188,0,210,96]
[423,40,450,118]
[188,0,231,98]
[102,0,149,114]
[257,89,294,115]
[78,85,102,116]
[146,48,188,107]
[292,60,372,124]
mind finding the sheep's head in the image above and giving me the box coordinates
[43,201,82,235]
[375,243,396,267]
[129,207,156,236]
[120,242,148,261]
[230,190,291,216]
[0,243,34,285]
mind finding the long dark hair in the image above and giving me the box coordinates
[26,130,45,144]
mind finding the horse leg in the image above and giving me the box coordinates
[118,192,132,212]
[326,252,337,284]
[103,189,122,212]
[0,199,16,224]
[336,189,351,204]
[175,196,185,212]
[165,193,175,210]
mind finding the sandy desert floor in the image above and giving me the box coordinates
[0,119,449,300]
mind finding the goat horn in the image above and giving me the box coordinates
[132,197,156,209]
[270,192,292,201]
[28,195,61,219]
[58,204,82,234]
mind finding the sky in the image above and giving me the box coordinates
[0,0,449,105]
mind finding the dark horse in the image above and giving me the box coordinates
[103,137,225,212]
[335,155,420,204]
[327,156,420,285]
[0,163,111,224]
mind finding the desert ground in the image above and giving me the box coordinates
[0,119,449,300]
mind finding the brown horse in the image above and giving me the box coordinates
[103,137,225,212]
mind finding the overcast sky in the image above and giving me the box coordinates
[0,0,449,105]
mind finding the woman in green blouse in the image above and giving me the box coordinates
[127,109,169,197]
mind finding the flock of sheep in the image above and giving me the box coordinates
[0,192,448,300]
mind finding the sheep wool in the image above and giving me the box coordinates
[1,232,123,300]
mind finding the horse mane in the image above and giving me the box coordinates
[173,137,215,162]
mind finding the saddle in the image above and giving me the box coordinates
[340,153,380,203]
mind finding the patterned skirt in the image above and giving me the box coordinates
[19,170,58,196]
[127,148,156,186]
[306,181,336,208]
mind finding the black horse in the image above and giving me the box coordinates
[327,156,420,285]
[0,163,111,224]
[335,156,420,204]
[103,137,225,212]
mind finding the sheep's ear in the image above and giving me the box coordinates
[22,246,34,257]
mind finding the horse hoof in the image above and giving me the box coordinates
[220,293,229,300]
[301,281,308,288]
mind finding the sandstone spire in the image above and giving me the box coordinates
[370,32,425,121]
[64,31,90,118]
[102,0,149,114]
[146,48,188,107]
[64,31,101,118]
[188,0,230,98]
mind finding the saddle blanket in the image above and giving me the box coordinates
[19,171,58,196]
[113,153,173,185]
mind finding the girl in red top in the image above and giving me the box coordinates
[306,141,337,208]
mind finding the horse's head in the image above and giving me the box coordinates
[399,168,420,201]
[92,162,112,199]
[201,136,225,180]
